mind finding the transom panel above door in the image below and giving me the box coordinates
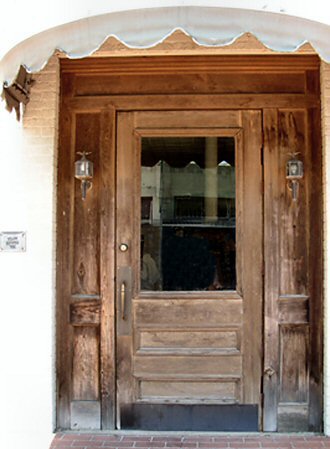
[115,110,263,430]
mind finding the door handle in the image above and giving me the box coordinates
[117,266,132,335]
[121,282,126,320]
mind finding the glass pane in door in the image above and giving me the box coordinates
[141,137,236,291]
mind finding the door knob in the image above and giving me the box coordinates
[119,243,128,252]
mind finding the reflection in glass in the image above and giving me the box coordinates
[141,137,236,291]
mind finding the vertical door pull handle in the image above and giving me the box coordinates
[117,266,132,333]
[121,282,126,320]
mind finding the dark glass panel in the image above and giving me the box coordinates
[141,137,236,291]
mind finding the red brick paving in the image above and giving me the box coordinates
[50,433,330,449]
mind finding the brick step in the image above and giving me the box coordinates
[51,433,330,449]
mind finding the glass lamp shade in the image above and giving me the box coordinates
[75,154,94,181]
[286,159,303,180]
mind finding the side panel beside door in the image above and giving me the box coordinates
[263,108,323,431]
[56,104,116,430]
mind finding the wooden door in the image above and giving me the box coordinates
[263,108,323,432]
[57,56,322,432]
[115,110,263,430]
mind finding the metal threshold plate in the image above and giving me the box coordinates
[121,404,258,431]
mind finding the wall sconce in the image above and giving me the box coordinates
[75,151,94,201]
[286,153,304,202]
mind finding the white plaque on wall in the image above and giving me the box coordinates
[0,232,26,252]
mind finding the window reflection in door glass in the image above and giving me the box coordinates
[141,137,236,291]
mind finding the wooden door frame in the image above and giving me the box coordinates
[57,55,322,431]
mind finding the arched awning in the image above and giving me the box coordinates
[1,4,330,116]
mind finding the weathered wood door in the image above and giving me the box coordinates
[115,110,263,430]
[263,108,323,432]
[57,55,322,432]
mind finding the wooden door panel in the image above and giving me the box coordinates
[263,108,322,431]
[134,355,242,377]
[137,329,240,354]
[277,109,311,430]
[134,110,241,128]
[57,108,116,430]
[279,325,309,403]
[278,110,308,295]
[116,109,263,430]
[72,326,100,400]
[139,380,239,402]
[74,72,307,96]
[134,298,243,327]
[133,297,243,405]
[70,112,102,427]
[240,110,263,405]
[56,111,103,430]
[72,113,101,295]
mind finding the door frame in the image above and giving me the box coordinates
[56,55,322,431]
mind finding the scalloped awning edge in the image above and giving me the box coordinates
[1,6,329,114]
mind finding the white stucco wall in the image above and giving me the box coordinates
[0,56,59,449]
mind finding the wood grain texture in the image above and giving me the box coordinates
[66,94,319,112]
[279,325,308,403]
[72,326,100,400]
[134,355,242,378]
[139,380,238,402]
[56,73,75,429]
[72,113,100,296]
[276,108,312,430]
[278,110,308,296]
[61,54,320,75]
[134,110,241,129]
[99,107,116,428]
[263,108,280,431]
[278,296,309,324]
[307,107,323,431]
[240,110,263,406]
[57,55,322,431]
[134,299,243,327]
[263,105,322,431]
[116,112,138,429]
[74,72,306,96]
[137,330,240,354]
[70,300,101,326]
